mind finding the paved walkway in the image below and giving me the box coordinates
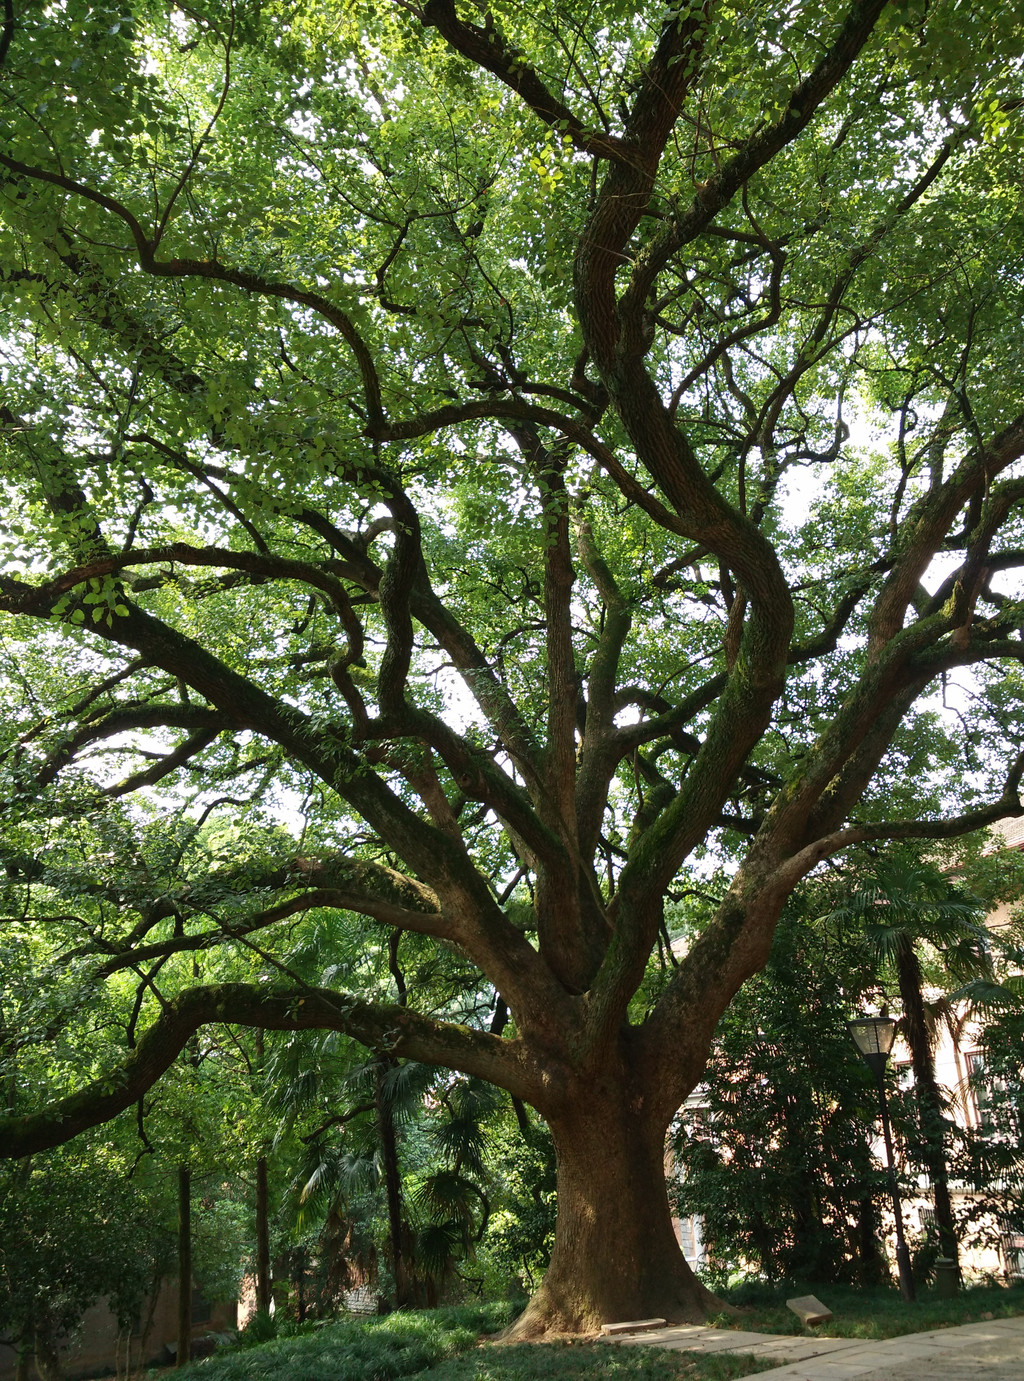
[606,1314,1024,1380]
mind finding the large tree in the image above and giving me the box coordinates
[2,0,1024,1336]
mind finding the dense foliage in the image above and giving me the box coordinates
[674,853,1024,1287]
[672,904,883,1285]
[268,1027,556,1309]
[954,997,1024,1256]
[0,1140,172,1380]
[174,1302,518,1381]
[2,0,1024,1336]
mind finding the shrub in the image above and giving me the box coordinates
[175,1302,518,1381]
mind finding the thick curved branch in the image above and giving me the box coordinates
[0,574,472,892]
[22,705,229,791]
[633,751,1023,1125]
[739,754,1024,944]
[387,705,563,868]
[540,463,578,831]
[757,466,1024,852]
[0,569,572,1035]
[376,495,421,718]
[837,791,1024,849]
[0,982,541,1158]
[91,854,439,957]
[614,675,728,755]
[620,0,893,326]
[0,0,14,72]
[569,14,886,1033]
[869,413,1024,650]
[926,542,1024,618]
[574,506,632,858]
[30,542,360,625]
[377,398,691,538]
[631,722,1017,1120]
[420,0,626,161]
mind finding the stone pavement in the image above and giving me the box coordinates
[605,1314,1024,1381]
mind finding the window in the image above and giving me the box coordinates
[965,1051,1001,1131]
[676,1213,704,1262]
[892,1060,914,1093]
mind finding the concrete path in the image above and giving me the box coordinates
[606,1314,1024,1381]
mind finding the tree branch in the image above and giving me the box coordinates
[0,982,542,1158]
[90,886,450,978]
[0,152,386,431]
[420,0,626,161]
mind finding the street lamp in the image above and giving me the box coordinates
[848,1014,916,1302]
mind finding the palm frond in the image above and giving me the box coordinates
[413,1169,481,1227]
[947,977,1024,1014]
[413,1220,465,1276]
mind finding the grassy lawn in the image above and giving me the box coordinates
[714,1279,1024,1339]
[170,1301,774,1381]
[168,1280,1024,1381]
[415,1341,774,1381]
[172,1302,518,1381]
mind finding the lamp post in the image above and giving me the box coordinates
[848,1014,916,1302]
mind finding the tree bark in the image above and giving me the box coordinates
[896,939,960,1272]
[506,1088,723,1338]
[375,1057,412,1308]
[32,1319,62,1381]
[856,1193,885,1288]
[254,1027,273,1315]
[177,1164,192,1367]
[255,1156,272,1315]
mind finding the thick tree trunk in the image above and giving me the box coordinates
[507,1092,723,1338]
[254,1029,273,1315]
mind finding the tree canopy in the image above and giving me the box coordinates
[2,0,1024,1335]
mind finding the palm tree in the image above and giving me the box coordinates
[262,915,508,1310]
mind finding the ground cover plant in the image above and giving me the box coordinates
[415,1341,776,1381]
[715,1280,1024,1339]
[5,0,1024,1340]
[175,1305,773,1381]
[173,1303,518,1381]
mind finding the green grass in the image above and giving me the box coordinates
[171,1302,519,1381]
[168,1300,774,1381]
[167,1280,1024,1381]
[713,1278,1024,1340]
[414,1341,775,1381]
